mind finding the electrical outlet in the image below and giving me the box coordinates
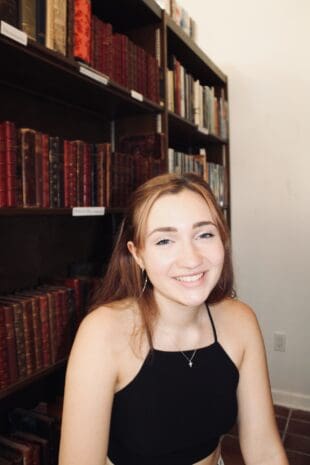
[273,332,286,352]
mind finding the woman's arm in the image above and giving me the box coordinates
[58,308,118,465]
[236,304,289,465]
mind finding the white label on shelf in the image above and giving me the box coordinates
[131,90,144,102]
[0,21,28,46]
[79,65,109,86]
[198,126,209,135]
[72,207,106,216]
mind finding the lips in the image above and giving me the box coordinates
[174,272,204,283]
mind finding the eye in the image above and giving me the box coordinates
[197,232,214,239]
[155,238,172,246]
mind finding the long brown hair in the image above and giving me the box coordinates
[90,173,234,348]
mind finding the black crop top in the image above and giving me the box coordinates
[108,305,239,465]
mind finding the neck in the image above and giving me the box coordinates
[152,291,207,341]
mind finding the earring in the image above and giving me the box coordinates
[140,268,148,295]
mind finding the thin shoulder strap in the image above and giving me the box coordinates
[206,304,218,343]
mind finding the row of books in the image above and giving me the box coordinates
[207,162,228,208]
[155,0,197,40]
[0,121,165,208]
[0,399,62,465]
[0,277,95,390]
[167,148,207,180]
[167,57,229,139]
[0,1,160,103]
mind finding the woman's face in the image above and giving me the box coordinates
[129,189,225,309]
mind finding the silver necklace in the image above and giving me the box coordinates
[180,349,197,368]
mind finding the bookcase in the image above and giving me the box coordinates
[0,0,230,458]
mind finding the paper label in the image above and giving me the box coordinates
[198,126,209,135]
[0,21,28,46]
[79,65,109,86]
[131,90,144,102]
[72,207,106,216]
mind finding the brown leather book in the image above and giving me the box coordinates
[0,303,18,385]
[8,408,58,465]
[0,299,26,380]
[0,443,23,464]
[96,143,107,207]
[101,20,113,78]
[0,0,18,27]
[49,136,64,208]
[53,0,67,55]
[15,293,44,372]
[19,0,36,41]
[19,128,36,207]
[28,290,52,368]
[1,296,35,377]
[0,121,17,207]
[73,0,91,64]
[0,308,10,390]
[13,431,50,465]
[0,436,32,465]
[34,132,43,207]
[41,133,50,208]
[10,436,40,465]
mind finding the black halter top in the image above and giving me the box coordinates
[108,305,239,465]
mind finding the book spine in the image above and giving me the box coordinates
[73,0,91,64]
[19,0,36,41]
[2,304,18,384]
[37,294,52,368]
[41,133,50,208]
[66,0,74,58]
[53,0,67,55]
[34,132,43,207]
[45,0,54,50]
[3,121,17,207]
[36,0,46,44]
[0,0,18,27]
[0,309,10,389]
[20,128,36,207]
[82,143,91,206]
[30,297,43,372]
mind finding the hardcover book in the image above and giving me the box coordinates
[0,0,18,27]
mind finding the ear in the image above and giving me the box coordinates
[127,241,144,269]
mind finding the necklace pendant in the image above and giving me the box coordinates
[189,361,193,367]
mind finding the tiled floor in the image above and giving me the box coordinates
[221,405,310,464]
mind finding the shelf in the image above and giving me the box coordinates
[0,359,67,401]
[0,35,162,120]
[92,0,162,31]
[168,111,228,149]
[0,207,125,216]
[166,15,226,86]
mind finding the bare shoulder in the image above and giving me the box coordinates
[211,298,263,369]
[216,298,261,335]
[73,298,138,355]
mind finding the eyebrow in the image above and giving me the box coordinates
[147,221,216,237]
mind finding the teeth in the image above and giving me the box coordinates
[175,272,204,282]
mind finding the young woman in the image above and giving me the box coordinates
[59,173,289,465]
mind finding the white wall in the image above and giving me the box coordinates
[180,0,310,410]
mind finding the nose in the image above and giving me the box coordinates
[177,241,203,269]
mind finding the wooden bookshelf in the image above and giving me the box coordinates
[0,0,231,439]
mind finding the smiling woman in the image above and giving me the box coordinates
[58,173,289,465]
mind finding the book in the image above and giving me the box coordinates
[0,436,32,465]
[19,128,36,207]
[0,121,17,207]
[19,0,36,41]
[0,303,18,385]
[46,0,67,55]
[0,0,18,27]
[73,0,91,64]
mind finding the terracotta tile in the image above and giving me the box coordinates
[291,410,310,422]
[288,419,310,437]
[286,449,310,465]
[276,415,288,435]
[221,435,245,465]
[285,433,310,455]
[274,405,290,417]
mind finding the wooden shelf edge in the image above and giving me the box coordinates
[0,359,67,401]
[0,207,125,216]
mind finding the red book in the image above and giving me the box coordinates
[102,21,113,78]
[41,133,50,208]
[64,140,75,207]
[39,286,63,362]
[73,0,91,64]
[2,121,17,206]
[34,132,43,207]
[82,143,91,206]
[19,128,36,207]
[0,299,26,380]
[31,290,53,367]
